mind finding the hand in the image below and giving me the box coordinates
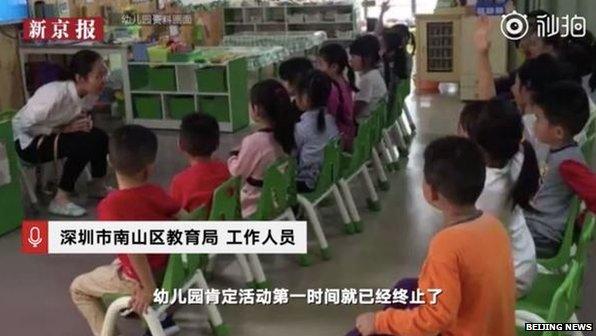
[129,284,155,315]
[356,312,376,336]
[474,16,492,53]
[62,116,92,133]
[380,0,390,14]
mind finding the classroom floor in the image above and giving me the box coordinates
[1,88,594,336]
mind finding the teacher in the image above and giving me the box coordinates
[13,50,109,217]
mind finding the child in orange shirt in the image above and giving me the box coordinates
[351,136,516,336]
[170,113,230,211]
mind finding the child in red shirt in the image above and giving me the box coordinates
[170,113,230,212]
[70,125,182,336]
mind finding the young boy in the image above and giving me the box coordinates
[525,81,590,258]
[353,136,515,336]
[70,125,182,336]
[170,113,230,211]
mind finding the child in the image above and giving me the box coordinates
[316,43,357,150]
[352,136,515,336]
[170,113,230,212]
[349,34,388,122]
[294,70,339,192]
[228,79,296,218]
[524,81,590,258]
[70,125,182,336]
[459,99,539,297]
[381,24,415,88]
[278,57,314,98]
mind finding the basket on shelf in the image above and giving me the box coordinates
[334,13,351,22]
[304,13,322,23]
[287,13,304,23]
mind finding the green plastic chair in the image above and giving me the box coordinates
[386,81,409,156]
[296,140,358,262]
[191,177,269,289]
[585,115,595,138]
[516,261,583,336]
[338,117,381,214]
[397,78,416,135]
[250,158,313,266]
[538,197,581,273]
[581,135,594,166]
[101,253,230,336]
[369,101,392,189]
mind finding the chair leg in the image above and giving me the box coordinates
[397,115,411,141]
[247,254,269,288]
[371,147,390,191]
[19,164,39,207]
[338,178,362,232]
[403,101,416,132]
[391,122,409,155]
[195,270,230,336]
[331,185,356,235]
[143,307,166,336]
[205,254,217,280]
[360,165,380,211]
[235,254,255,288]
[297,194,330,261]
[383,129,401,170]
[568,313,585,336]
[401,113,413,138]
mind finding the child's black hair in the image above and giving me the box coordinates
[278,57,314,90]
[517,54,575,100]
[424,136,486,206]
[559,32,594,79]
[459,99,540,213]
[382,24,415,81]
[349,34,381,68]
[533,81,590,137]
[295,70,332,133]
[517,10,563,51]
[318,43,358,92]
[109,125,158,176]
[180,113,220,157]
[60,49,103,81]
[250,79,297,154]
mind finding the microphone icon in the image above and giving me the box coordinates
[28,226,43,248]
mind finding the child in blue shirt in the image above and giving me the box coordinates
[293,70,339,192]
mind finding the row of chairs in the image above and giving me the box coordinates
[516,197,595,336]
[100,80,416,335]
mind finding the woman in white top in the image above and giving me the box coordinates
[12,50,109,217]
[459,99,540,297]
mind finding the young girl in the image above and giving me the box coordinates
[294,70,339,192]
[12,49,109,217]
[381,24,415,88]
[349,34,388,122]
[459,99,540,297]
[228,80,296,218]
[316,43,357,150]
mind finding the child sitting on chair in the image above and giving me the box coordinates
[351,136,515,336]
[170,113,230,212]
[70,125,183,336]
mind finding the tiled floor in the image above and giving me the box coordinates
[1,89,594,336]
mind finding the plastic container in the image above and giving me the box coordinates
[147,46,169,63]
[167,49,203,63]
[133,94,162,119]
[148,66,176,91]
[167,95,196,119]
[196,67,227,93]
[198,96,230,122]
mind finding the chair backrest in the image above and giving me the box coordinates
[397,78,410,102]
[575,213,594,267]
[308,138,341,194]
[370,100,387,144]
[160,254,187,294]
[581,135,594,166]
[544,261,581,335]
[343,117,372,177]
[253,157,297,220]
[539,197,581,270]
[208,176,242,221]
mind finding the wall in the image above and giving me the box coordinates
[0,26,25,110]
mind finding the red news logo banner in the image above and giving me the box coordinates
[23,17,104,41]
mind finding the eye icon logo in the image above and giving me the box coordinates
[501,11,529,40]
